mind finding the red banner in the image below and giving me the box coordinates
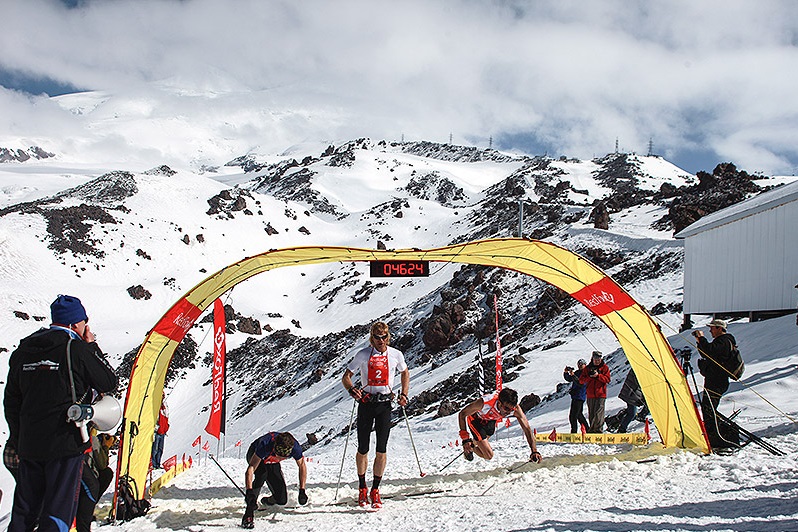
[235,440,242,447]
[162,455,177,471]
[202,441,210,451]
[204,298,226,439]
[570,277,635,317]
[494,294,503,391]
[192,435,201,447]
[152,297,203,342]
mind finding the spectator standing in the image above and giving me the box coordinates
[579,350,611,433]
[617,368,645,433]
[4,295,118,532]
[563,360,588,433]
[151,393,169,469]
[694,319,736,448]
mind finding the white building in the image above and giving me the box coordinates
[675,179,798,325]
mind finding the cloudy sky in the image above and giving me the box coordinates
[1,0,797,175]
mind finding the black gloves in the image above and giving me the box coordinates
[348,386,363,400]
[244,488,257,516]
[298,488,308,505]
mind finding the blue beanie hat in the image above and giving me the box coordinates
[51,294,88,325]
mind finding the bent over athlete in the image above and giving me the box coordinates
[458,387,541,463]
[342,321,409,509]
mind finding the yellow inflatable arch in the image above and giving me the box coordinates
[115,238,709,502]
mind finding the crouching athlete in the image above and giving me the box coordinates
[241,432,307,528]
[458,387,541,463]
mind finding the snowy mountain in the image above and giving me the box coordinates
[1,138,796,530]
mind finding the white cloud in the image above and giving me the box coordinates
[1,0,797,174]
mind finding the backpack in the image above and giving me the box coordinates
[723,345,745,381]
[116,476,151,521]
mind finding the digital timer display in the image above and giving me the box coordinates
[369,260,430,278]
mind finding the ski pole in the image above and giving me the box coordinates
[438,451,464,473]
[334,399,357,501]
[401,406,426,477]
[208,453,245,496]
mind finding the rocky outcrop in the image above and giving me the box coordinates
[653,162,763,234]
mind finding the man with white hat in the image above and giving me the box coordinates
[693,319,736,448]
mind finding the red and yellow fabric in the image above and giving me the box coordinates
[115,238,708,505]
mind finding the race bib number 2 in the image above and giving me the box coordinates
[367,354,389,386]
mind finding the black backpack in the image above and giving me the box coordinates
[723,345,745,381]
[116,476,151,521]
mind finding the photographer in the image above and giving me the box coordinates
[579,351,611,433]
[4,295,117,532]
[563,360,588,433]
[693,319,736,448]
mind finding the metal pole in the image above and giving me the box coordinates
[402,406,425,477]
[438,451,464,473]
[334,400,357,501]
[208,453,245,496]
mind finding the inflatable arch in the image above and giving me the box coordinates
[115,238,709,502]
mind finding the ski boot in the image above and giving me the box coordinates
[370,488,382,509]
[241,515,254,529]
[358,487,369,507]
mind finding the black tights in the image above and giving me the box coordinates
[357,401,392,454]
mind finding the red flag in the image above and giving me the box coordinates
[182,453,187,468]
[202,441,210,451]
[504,418,511,428]
[235,440,242,447]
[192,435,201,447]
[548,427,557,441]
[494,294,503,391]
[163,455,177,471]
[205,299,227,439]
[188,456,193,467]
[580,423,586,435]
[645,418,651,441]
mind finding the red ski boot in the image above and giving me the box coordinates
[358,487,369,507]
[370,488,382,509]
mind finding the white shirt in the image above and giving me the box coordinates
[347,345,407,394]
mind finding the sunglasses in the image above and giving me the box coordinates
[372,333,388,340]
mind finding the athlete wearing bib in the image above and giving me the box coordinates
[458,387,541,463]
[241,432,308,528]
[342,322,410,509]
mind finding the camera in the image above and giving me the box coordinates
[565,366,574,372]
[675,347,691,361]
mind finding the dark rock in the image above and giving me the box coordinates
[13,311,29,320]
[238,317,262,335]
[520,393,541,412]
[127,285,152,300]
[590,201,610,229]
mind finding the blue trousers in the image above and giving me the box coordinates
[152,433,165,468]
[9,453,84,532]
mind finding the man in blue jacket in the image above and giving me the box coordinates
[4,295,118,532]
[564,359,588,433]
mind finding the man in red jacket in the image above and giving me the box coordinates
[579,351,611,433]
